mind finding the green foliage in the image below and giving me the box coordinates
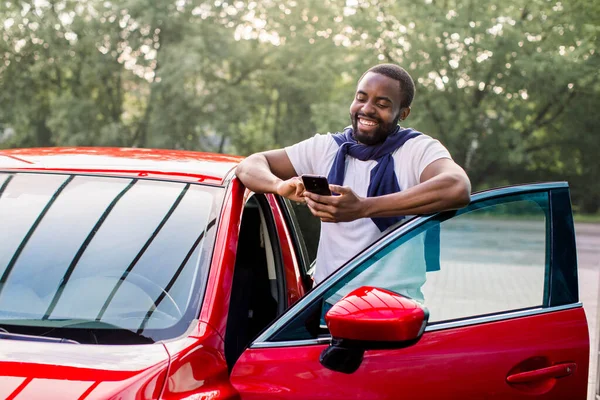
[333,0,600,211]
[0,0,598,211]
[573,213,600,224]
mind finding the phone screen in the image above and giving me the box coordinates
[301,174,331,196]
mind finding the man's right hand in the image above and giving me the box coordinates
[236,149,305,201]
[276,177,306,203]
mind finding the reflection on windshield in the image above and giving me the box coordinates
[0,172,219,344]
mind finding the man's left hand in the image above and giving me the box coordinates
[304,185,366,223]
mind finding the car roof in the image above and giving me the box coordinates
[0,147,243,186]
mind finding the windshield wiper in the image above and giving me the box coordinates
[0,329,79,344]
[0,319,154,344]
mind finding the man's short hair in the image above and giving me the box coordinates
[360,64,415,109]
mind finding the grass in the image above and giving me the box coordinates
[452,211,600,224]
[573,213,600,224]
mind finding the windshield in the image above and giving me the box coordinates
[0,172,221,344]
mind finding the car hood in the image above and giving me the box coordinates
[0,339,170,399]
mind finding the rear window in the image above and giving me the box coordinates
[0,172,222,344]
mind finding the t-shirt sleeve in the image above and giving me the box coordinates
[405,135,452,182]
[284,133,332,176]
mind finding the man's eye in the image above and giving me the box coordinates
[377,103,389,108]
[356,95,366,101]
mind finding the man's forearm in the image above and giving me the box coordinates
[362,172,471,218]
[235,154,283,194]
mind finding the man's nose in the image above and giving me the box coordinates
[361,101,376,115]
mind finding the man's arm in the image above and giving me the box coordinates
[304,158,471,222]
[365,158,471,217]
[235,149,306,202]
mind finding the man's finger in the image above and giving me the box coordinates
[306,197,333,212]
[305,192,340,207]
[306,201,334,219]
[305,197,323,212]
[304,191,326,203]
[329,184,350,195]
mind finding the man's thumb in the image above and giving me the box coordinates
[329,184,349,195]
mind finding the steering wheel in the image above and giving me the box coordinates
[106,270,183,319]
[69,269,184,320]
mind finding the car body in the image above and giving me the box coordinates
[0,147,590,399]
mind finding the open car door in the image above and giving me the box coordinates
[230,183,589,400]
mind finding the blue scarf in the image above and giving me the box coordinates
[327,125,421,232]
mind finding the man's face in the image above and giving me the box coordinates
[349,72,404,145]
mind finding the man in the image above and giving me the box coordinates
[236,63,471,285]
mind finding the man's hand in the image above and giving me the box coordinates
[276,177,306,203]
[304,185,367,223]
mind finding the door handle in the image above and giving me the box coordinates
[506,362,577,384]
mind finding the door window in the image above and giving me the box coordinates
[322,192,549,324]
[277,198,318,288]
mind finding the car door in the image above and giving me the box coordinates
[229,183,589,400]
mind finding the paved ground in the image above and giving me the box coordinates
[575,223,600,400]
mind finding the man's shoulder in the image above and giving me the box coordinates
[295,131,342,154]
[393,131,452,166]
[396,131,443,152]
[285,131,341,173]
[296,131,339,144]
[408,130,436,142]
[320,128,350,142]
[286,132,333,152]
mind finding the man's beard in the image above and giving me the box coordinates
[351,113,401,146]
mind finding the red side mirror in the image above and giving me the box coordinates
[325,286,428,343]
[320,286,429,374]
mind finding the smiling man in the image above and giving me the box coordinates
[236,64,471,285]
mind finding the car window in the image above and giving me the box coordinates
[0,172,221,344]
[286,201,320,267]
[322,192,549,324]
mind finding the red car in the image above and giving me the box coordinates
[0,147,589,399]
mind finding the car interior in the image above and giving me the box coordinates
[225,194,286,369]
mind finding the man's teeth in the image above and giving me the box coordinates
[360,119,377,126]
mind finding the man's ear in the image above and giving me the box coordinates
[400,106,411,121]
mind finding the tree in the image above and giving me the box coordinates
[1,0,598,211]
[333,0,599,209]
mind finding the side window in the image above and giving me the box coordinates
[322,192,550,325]
[423,195,548,322]
[279,199,320,273]
[287,201,320,265]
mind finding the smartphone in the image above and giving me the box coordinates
[301,174,332,196]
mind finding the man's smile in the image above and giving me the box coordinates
[357,116,380,132]
[358,118,378,127]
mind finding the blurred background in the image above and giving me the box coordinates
[0,0,598,216]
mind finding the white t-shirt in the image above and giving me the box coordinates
[285,131,451,284]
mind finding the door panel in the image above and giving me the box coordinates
[232,308,589,400]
